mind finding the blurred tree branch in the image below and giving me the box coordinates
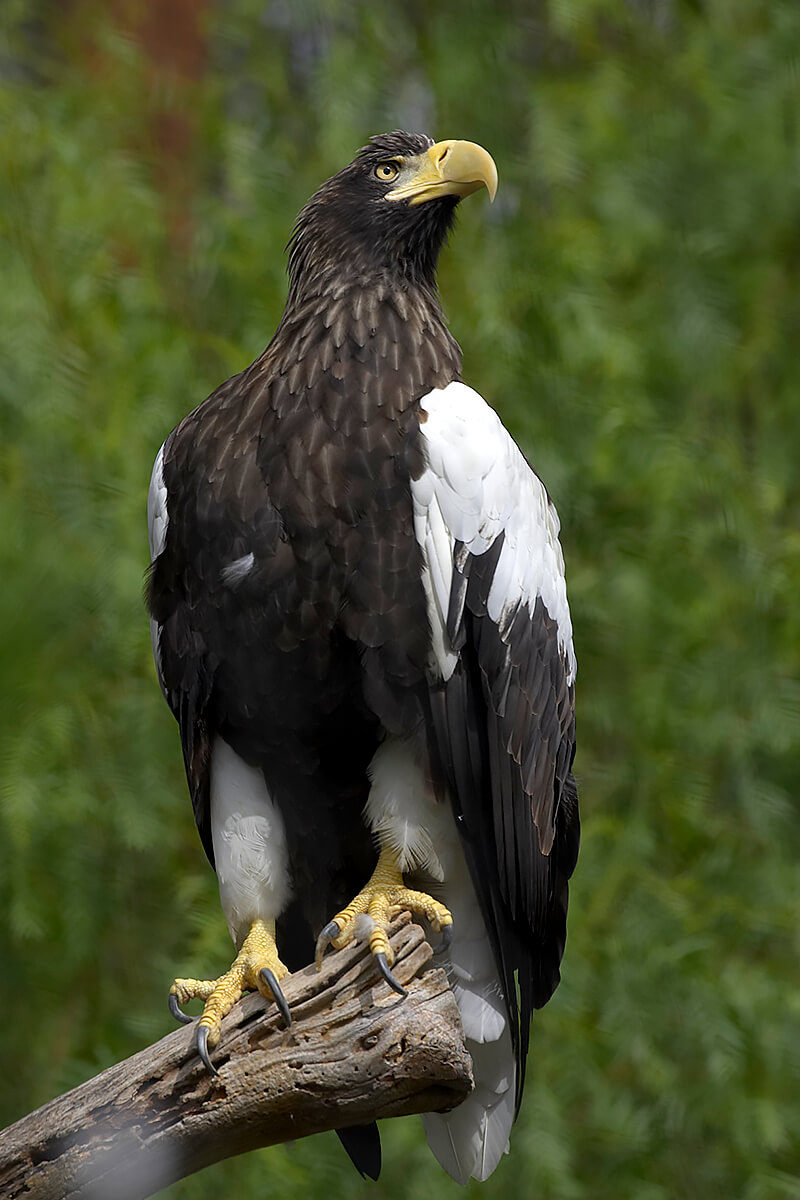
[0,919,471,1200]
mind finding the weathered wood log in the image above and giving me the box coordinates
[0,918,472,1200]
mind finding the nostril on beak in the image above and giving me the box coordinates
[436,145,451,170]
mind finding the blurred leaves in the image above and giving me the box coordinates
[0,1,799,1197]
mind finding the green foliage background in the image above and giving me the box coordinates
[1,1,799,1196]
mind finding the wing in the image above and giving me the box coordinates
[147,430,216,864]
[145,373,286,867]
[411,381,580,1102]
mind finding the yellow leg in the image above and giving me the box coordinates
[315,848,453,990]
[169,918,289,1072]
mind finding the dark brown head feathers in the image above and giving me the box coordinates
[286,130,460,298]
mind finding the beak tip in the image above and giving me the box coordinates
[486,161,499,203]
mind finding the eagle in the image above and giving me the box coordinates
[147,131,579,1184]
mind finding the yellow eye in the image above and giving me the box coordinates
[375,161,399,182]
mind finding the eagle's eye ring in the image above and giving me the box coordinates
[375,161,399,182]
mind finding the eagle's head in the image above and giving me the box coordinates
[287,131,498,293]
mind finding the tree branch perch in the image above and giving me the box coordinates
[0,918,472,1200]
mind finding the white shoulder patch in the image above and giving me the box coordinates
[147,443,168,561]
[147,443,169,697]
[411,381,576,684]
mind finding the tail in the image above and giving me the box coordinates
[336,1124,381,1180]
[422,853,515,1184]
[363,737,517,1183]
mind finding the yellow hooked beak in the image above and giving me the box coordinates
[385,139,498,206]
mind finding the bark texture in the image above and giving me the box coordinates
[0,918,471,1200]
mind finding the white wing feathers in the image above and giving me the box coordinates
[412,381,576,685]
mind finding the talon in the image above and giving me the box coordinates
[261,967,292,1026]
[318,848,454,991]
[375,951,408,998]
[196,1024,219,1076]
[315,919,341,970]
[439,922,454,951]
[170,918,288,1067]
[169,992,195,1025]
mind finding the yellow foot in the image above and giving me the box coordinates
[169,918,289,1073]
[315,848,453,996]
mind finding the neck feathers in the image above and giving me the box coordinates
[263,276,461,421]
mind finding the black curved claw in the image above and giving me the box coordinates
[196,1024,219,1076]
[374,952,408,998]
[315,919,341,969]
[439,922,454,951]
[169,992,195,1025]
[261,967,292,1027]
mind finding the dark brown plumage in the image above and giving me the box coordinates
[149,133,461,940]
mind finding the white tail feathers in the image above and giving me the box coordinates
[423,858,516,1184]
[422,1033,515,1184]
[452,977,506,1044]
[363,738,517,1184]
